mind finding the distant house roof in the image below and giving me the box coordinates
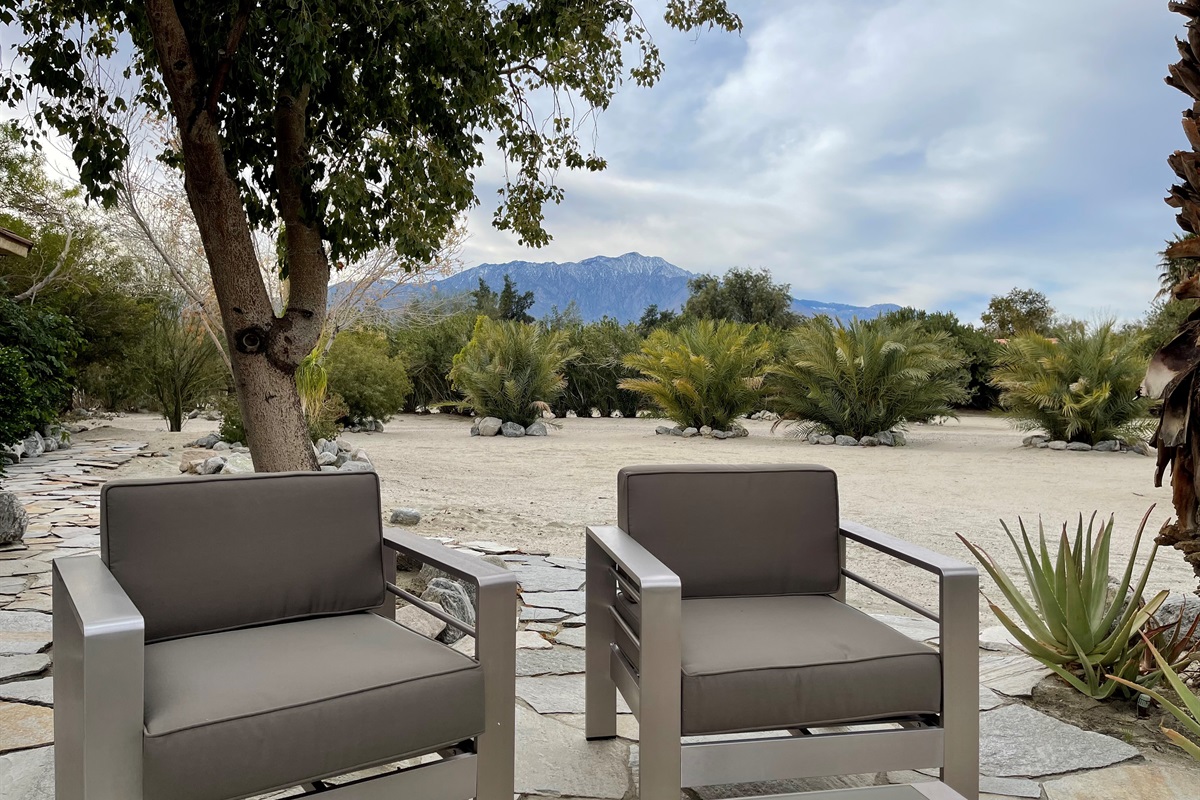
[0,227,33,258]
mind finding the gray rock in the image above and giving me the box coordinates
[213,441,231,451]
[0,492,28,546]
[20,435,43,459]
[807,433,822,445]
[522,591,587,615]
[0,654,50,680]
[0,745,54,800]
[40,437,57,453]
[525,421,548,436]
[553,626,587,649]
[516,647,587,676]
[700,425,713,437]
[1036,441,1050,448]
[316,450,337,466]
[222,453,254,474]
[199,456,225,475]
[1047,440,1068,451]
[712,430,730,439]
[817,435,836,445]
[350,448,372,464]
[1132,441,1154,457]
[682,427,699,438]
[421,578,475,645]
[520,606,568,622]
[669,426,684,436]
[655,426,672,435]
[189,433,220,449]
[515,674,630,715]
[500,421,526,438]
[834,435,859,446]
[389,508,422,526]
[320,439,338,457]
[1023,434,1050,447]
[1152,594,1200,647]
[476,417,503,437]
[979,652,1052,698]
[1093,440,1121,452]
[1066,442,1092,452]
[512,565,586,593]
[320,465,337,472]
[337,460,373,472]
[513,706,629,799]
[335,438,352,452]
[395,602,447,640]
[979,704,1139,777]
[859,436,880,447]
[0,677,52,706]
[546,556,586,570]
[891,430,907,446]
[1040,762,1198,800]
[876,431,896,447]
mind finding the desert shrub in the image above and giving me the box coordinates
[875,307,999,410]
[556,318,643,418]
[389,310,475,412]
[136,301,226,431]
[991,321,1155,445]
[449,317,577,426]
[0,296,79,427]
[325,330,412,423]
[0,346,36,450]
[768,317,968,439]
[217,392,246,443]
[621,320,770,430]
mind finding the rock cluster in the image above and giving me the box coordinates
[746,410,780,421]
[345,419,385,433]
[2,425,72,466]
[0,492,28,546]
[654,424,748,440]
[1022,435,1152,456]
[470,416,550,438]
[806,430,907,447]
[179,437,373,474]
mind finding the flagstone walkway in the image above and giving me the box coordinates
[0,440,1196,800]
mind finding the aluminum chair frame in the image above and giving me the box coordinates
[53,525,517,800]
[584,520,979,800]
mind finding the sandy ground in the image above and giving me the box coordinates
[80,411,1193,623]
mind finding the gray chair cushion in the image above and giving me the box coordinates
[142,612,484,800]
[102,471,386,643]
[615,594,941,735]
[617,465,840,598]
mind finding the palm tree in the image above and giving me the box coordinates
[768,318,968,439]
[991,322,1153,445]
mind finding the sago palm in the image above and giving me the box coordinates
[991,322,1154,444]
[768,318,968,439]
[449,317,578,426]
[620,320,770,430]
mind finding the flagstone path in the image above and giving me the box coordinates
[0,441,1195,800]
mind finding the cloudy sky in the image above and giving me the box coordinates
[463,1,1187,324]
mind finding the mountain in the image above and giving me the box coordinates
[336,252,899,324]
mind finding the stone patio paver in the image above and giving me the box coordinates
[979,652,1053,698]
[979,703,1140,777]
[0,702,54,752]
[0,610,53,655]
[514,705,629,799]
[0,745,53,800]
[521,590,587,615]
[0,655,49,682]
[0,678,52,706]
[1040,762,1198,799]
[553,626,587,649]
[516,647,587,676]
[516,674,631,714]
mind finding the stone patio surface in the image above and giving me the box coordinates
[1,439,1196,799]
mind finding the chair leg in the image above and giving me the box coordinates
[940,569,980,800]
[637,576,682,800]
[585,536,618,739]
[475,571,517,800]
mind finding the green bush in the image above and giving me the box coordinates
[621,320,770,430]
[136,301,226,431]
[449,317,577,426]
[556,318,643,418]
[875,307,999,410]
[991,322,1155,445]
[389,310,475,412]
[0,346,36,450]
[0,296,79,427]
[768,317,968,439]
[325,330,412,423]
[217,393,246,444]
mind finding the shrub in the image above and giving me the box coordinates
[621,320,770,430]
[556,318,644,418]
[959,510,1169,699]
[389,310,475,412]
[1113,636,1200,760]
[875,308,999,410]
[325,330,412,423]
[991,321,1155,445]
[136,301,226,431]
[0,296,79,427]
[217,392,246,444]
[768,318,968,439]
[0,346,36,450]
[449,317,577,426]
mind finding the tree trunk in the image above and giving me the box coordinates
[145,0,319,472]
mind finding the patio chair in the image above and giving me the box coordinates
[53,470,517,800]
[584,464,979,799]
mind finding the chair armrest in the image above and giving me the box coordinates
[585,525,681,594]
[53,554,145,798]
[384,526,515,592]
[841,520,978,581]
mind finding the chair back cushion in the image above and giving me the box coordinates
[101,470,386,643]
[617,464,839,597]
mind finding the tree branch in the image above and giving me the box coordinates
[204,0,255,120]
[14,228,72,303]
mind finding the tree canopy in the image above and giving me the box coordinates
[684,267,799,328]
[980,288,1055,338]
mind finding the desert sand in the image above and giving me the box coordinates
[82,411,1192,623]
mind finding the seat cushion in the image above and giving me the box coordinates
[616,594,941,736]
[142,612,484,800]
[617,465,841,597]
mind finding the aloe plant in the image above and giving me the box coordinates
[1113,636,1200,760]
[958,508,1167,698]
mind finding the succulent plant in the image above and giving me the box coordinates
[1113,636,1200,760]
[958,508,1167,698]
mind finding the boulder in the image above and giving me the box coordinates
[338,460,373,472]
[320,439,338,457]
[526,421,548,436]
[875,431,895,447]
[213,441,231,451]
[807,433,821,445]
[1152,594,1200,648]
[655,426,672,435]
[421,577,476,645]
[1047,441,1068,451]
[682,427,699,438]
[713,431,730,440]
[20,435,43,459]
[700,426,713,438]
[320,465,338,472]
[223,453,255,473]
[1093,440,1121,452]
[350,448,372,464]
[1023,434,1050,447]
[891,431,907,446]
[336,438,353,452]
[200,456,226,475]
[834,435,859,446]
[817,434,836,445]
[477,417,503,437]
[41,436,58,452]
[188,433,221,449]
[0,492,28,546]
[669,426,684,437]
[317,451,337,466]
[390,508,422,526]
[860,436,880,447]
[501,422,526,438]
[1132,441,1154,457]
[1066,442,1093,452]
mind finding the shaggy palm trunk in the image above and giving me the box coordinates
[1148,0,1200,582]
